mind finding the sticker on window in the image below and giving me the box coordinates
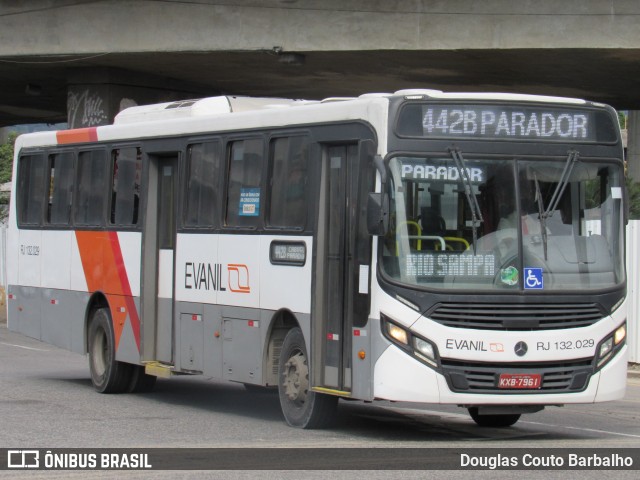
[524,268,544,289]
[239,188,260,217]
[500,266,519,286]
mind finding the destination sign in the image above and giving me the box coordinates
[400,160,486,183]
[396,104,609,142]
[406,253,496,278]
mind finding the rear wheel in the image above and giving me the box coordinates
[88,307,132,393]
[468,407,521,427]
[278,327,337,428]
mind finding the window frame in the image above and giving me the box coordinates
[73,148,109,228]
[108,144,143,229]
[45,150,76,227]
[223,136,266,230]
[182,139,222,231]
[265,135,310,232]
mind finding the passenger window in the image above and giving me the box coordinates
[185,142,220,228]
[75,150,107,226]
[47,152,75,225]
[268,136,309,229]
[110,147,142,226]
[17,154,46,226]
[225,139,263,227]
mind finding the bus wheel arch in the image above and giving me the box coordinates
[264,309,299,387]
[84,292,109,354]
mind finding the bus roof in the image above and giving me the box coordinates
[15,90,599,151]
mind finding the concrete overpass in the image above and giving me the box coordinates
[1,0,640,176]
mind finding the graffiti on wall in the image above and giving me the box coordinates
[67,89,108,128]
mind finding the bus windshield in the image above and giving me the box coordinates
[381,154,625,291]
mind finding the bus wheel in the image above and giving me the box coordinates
[468,407,521,427]
[278,327,337,429]
[127,365,157,393]
[88,307,132,393]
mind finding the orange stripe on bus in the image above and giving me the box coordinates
[75,231,141,352]
[56,127,98,144]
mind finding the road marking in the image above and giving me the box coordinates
[521,420,640,438]
[384,406,640,438]
[0,341,50,352]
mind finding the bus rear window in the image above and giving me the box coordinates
[17,154,46,226]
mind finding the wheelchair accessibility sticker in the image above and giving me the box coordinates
[524,268,544,289]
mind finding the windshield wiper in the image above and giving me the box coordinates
[532,150,579,261]
[543,150,579,219]
[449,147,483,253]
[533,172,548,260]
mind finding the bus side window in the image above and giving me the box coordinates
[185,141,220,228]
[267,136,309,230]
[110,147,142,226]
[17,154,47,226]
[225,138,263,228]
[75,150,107,226]
[47,151,75,226]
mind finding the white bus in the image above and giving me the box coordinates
[7,90,628,428]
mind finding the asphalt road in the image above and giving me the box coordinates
[1,316,639,479]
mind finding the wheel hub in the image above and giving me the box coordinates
[282,352,309,403]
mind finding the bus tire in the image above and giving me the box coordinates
[278,327,337,429]
[468,407,521,427]
[88,307,132,393]
[127,365,157,393]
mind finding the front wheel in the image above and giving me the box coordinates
[278,327,337,428]
[88,307,132,393]
[468,407,521,427]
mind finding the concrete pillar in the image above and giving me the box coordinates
[628,111,640,183]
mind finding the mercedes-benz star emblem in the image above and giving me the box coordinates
[514,341,528,357]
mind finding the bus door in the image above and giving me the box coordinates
[313,143,372,393]
[142,154,178,365]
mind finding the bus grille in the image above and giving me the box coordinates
[428,303,603,331]
[440,359,594,394]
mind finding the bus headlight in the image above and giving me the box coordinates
[413,337,437,366]
[598,338,613,359]
[596,322,626,369]
[381,314,440,369]
[386,322,409,346]
[614,323,626,345]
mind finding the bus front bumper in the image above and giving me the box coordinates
[373,343,627,405]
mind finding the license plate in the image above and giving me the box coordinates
[498,373,542,389]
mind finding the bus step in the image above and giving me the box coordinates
[311,386,351,398]
[144,362,175,378]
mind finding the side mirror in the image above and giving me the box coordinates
[367,192,389,236]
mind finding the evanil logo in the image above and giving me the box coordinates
[184,262,251,293]
[227,264,250,293]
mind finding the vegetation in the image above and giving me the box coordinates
[627,177,640,220]
[0,132,16,185]
[619,111,627,129]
